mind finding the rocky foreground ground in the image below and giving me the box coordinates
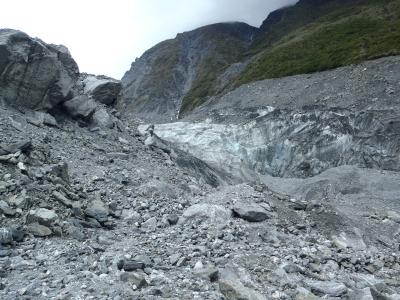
[0,103,399,300]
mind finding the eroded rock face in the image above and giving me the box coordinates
[0,29,79,110]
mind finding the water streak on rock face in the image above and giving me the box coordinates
[119,22,257,122]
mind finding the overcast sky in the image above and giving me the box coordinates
[1,0,296,79]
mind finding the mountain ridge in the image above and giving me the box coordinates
[119,22,257,122]
[119,0,400,121]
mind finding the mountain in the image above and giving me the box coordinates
[119,23,256,122]
[239,0,400,84]
[119,0,400,121]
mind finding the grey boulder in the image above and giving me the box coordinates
[91,108,114,128]
[26,208,58,226]
[307,281,348,297]
[180,203,231,224]
[27,223,52,237]
[232,201,270,222]
[26,111,58,127]
[85,200,109,223]
[0,139,32,156]
[79,74,121,105]
[63,95,97,119]
[119,272,148,288]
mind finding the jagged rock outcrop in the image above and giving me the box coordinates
[0,29,79,110]
[119,22,257,122]
[0,29,121,129]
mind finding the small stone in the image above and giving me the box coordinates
[167,214,179,225]
[348,288,374,300]
[118,260,145,272]
[53,191,77,209]
[85,200,109,223]
[0,249,12,257]
[0,228,13,245]
[17,162,26,171]
[0,200,16,217]
[7,191,28,208]
[176,256,187,267]
[387,211,400,223]
[170,253,182,265]
[290,201,307,210]
[295,287,319,300]
[283,263,303,274]
[27,112,58,127]
[141,217,157,232]
[193,262,219,282]
[307,281,347,297]
[0,140,32,155]
[118,137,129,144]
[194,261,204,270]
[219,268,267,300]
[120,272,148,288]
[10,228,24,242]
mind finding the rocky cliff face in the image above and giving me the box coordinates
[119,23,256,122]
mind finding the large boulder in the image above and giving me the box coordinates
[180,203,231,225]
[232,201,270,222]
[0,29,79,110]
[77,73,121,105]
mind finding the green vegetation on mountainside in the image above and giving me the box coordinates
[238,0,400,84]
